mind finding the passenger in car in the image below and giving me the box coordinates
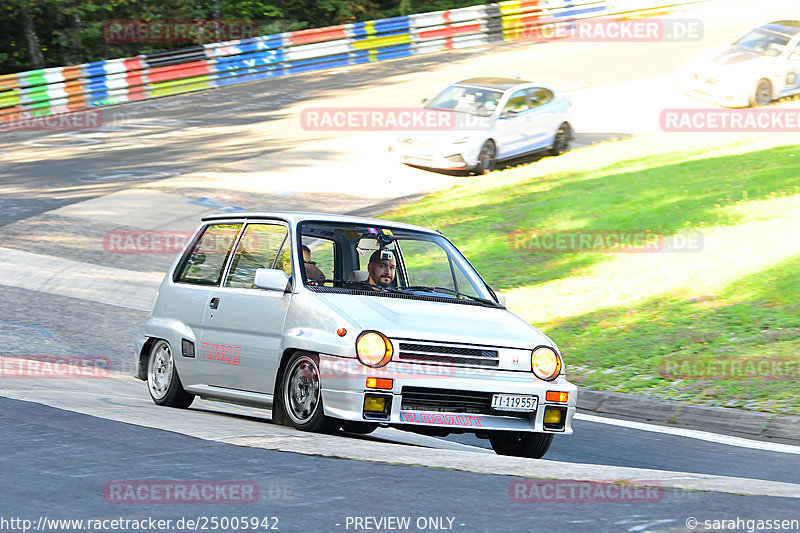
[302,245,325,281]
[366,249,396,289]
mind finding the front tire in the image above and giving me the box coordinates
[281,352,339,433]
[489,431,553,459]
[474,140,496,175]
[750,79,772,107]
[147,339,194,408]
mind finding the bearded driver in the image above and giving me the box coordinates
[367,249,396,289]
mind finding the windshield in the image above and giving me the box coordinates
[425,85,504,117]
[733,28,791,57]
[298,221,498,306]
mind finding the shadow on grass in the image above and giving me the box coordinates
[389,144,800,289]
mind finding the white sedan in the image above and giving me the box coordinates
[683,20,800,107]
[390,77,573,175]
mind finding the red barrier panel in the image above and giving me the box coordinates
[147,60,212,83]
[288,25,348,45]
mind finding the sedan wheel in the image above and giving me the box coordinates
[281,353,339,433]
[750,79,772,107]
[474,140,496,175]
[549,122,572,156]
[489,431,554,459]
[147,339,194,408]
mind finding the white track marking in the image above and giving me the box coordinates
[576,413,800,455]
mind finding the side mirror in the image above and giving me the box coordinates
[254,269,290,292]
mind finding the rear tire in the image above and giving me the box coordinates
[147,339,194,408]
[280,352,339,433]
[489,431,553,459]
[549,122,572,156]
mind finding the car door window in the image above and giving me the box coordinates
[302,237,336,281]
[225,223,290,289]
[176,223,241,286]
[527,88,554,108]
[502,90,530,115]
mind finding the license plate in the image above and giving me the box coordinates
[491,394,538,412]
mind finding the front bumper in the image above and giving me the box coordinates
[390,142,478,170]
[318,355,576,434]
[683,76,749,108]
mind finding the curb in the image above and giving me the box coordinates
[577,388,800,444]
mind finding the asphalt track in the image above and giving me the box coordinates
[1,397,799,533]
[2,0,800,531]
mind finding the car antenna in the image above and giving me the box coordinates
[403,193,440,233]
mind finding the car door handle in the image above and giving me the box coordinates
[209,297,220,309]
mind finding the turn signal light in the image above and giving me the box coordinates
[546,391,569,403]
[366,377,393,390]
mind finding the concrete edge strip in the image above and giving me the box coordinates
[575,413,800,455]
[0,246,160,312]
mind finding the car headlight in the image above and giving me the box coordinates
[531,346,562,381]
[356,331,393,367]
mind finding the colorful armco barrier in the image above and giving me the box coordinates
[0,0,706,119]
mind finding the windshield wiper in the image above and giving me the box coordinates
[400,285,499,306]
[343,280,406,294]
[307,279,409,295]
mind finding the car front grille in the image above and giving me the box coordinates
[397,341,499,368]
[400,386,531,417]
[401,386,493,414]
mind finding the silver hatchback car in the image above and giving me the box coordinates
[135,212,576,458]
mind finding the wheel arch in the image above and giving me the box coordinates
[272,347,306,425]
[750,77,774,107]
[136,336,160,380]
